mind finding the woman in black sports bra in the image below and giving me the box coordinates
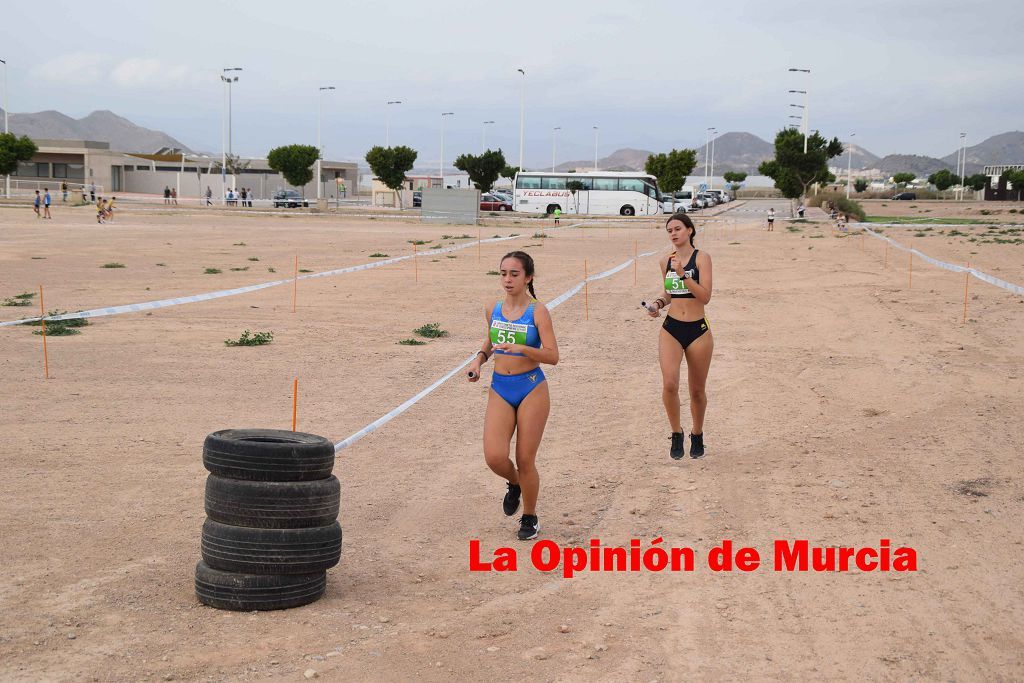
[645,212,714,460]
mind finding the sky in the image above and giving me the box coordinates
[3,0,1022,167]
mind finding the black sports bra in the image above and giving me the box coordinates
[664,250,699,299]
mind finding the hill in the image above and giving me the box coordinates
[940,131,1024,175]
[875,154,954,177]
[4,109,192,153]
[554,148,653,173]
[693,131,775,175]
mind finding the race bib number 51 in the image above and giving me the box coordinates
[491,320,528,345]
[665,271,688,291]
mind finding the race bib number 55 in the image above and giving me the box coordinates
[491,320,528,345]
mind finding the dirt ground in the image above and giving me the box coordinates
[1,200,1022,681]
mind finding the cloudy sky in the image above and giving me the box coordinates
[4,0,1022,166]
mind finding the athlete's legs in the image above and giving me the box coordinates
[483,389,520,485]
[683,331,714,434]
[513,381,549,515]
[659,327,684,433]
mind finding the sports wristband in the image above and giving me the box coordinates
[477,350,488,361]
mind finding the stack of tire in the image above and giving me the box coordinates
[194,429,341,611]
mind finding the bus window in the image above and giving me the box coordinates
[571,177,593,190]
[592,177,617,191]
[517,176,541,189]
[619,178,644,193]
[643,181,659,198]
[541,176,567,189]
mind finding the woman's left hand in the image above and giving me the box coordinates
[492,343,524,354]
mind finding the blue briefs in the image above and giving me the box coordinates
[491,368,546,409]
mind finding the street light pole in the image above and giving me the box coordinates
[1,58,9,198]
[788,67,811,153]
[709,128,718,189]
[482,120,494,153]
[316,86,335,201]
[220,68,242,201]
[385,100,401,147]
[954,131,962,200]
[704,127,714,188]
[593,126,599,171]
[846,133,856,199]
[551,126,561,172]
[517,68,525,172]
[440,112,454,188]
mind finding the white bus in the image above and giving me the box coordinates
[513,171,662,216]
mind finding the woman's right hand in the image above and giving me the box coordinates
[467,361,481,382]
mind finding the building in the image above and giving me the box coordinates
[8,139,358,201]
[983,164,1023,201]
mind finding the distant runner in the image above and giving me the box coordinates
[644,213,714,460]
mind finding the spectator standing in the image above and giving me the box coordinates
[43,188,52,218]
[171,187,178,205]
[90,182,96,202]
[33,191,41,218]
[205,186,213,206]
[61,181,69,202]
[797,203,805,218]
[163,186,171,204]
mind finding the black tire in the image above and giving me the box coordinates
[205,475,340,529]
[620,205,636,216]
[203,429,335,482]
[194,561,325,611]
[202,518,342,574]
[546,203,560,215]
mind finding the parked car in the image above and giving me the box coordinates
[272,190,309,208]
[480,193,513,211]
[413,191,422,207]
[490,189,513,201]
[705,189,730,203]
[892,192,917,200]
[661,191,695,213]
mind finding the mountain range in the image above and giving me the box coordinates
[4,109,1022,179]
[3,109,192,153]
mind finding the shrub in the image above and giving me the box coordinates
[369,253,389,258]
[413,322,449,338]
[398,338,427,345]
[224,330,273,346]
[2,292,35,307]
[101,262,126,268]
[204,268,222,274]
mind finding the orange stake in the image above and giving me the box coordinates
[292,254,298,313]
[39,284,49,380]
[962,262,970,324]
[291,378,298,431]
[584,260,589,321]
[414,242,418,283]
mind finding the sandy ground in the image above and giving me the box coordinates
[1,200,1022,681]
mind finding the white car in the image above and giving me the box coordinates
[705,189,730,203]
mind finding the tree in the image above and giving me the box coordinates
[501,165,521,181]
[854,178,869,193]
[723,171,747,194]
[758,128,844,199]
[453,149,507,193]
[213,153,251,177]
[928,169,960,192]
[267,145,319,195]
[892,172,916,186]
[566,179,586,213]
[365,145,418,209]
[1003,169,1024,201]
[965,173,988,192]
[0,133,38,178]
[644,149,697,195]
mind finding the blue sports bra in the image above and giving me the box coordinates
[490,301,541,357]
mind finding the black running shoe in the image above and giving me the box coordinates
[670,432,685,460]
[690,433,705,459]
[503,483,522,516]
[517,514,539,540]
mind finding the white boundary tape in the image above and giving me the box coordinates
[333,248,660,452]
[861,226,1024,296]
[0,223,588,328]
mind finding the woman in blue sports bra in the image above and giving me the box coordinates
[644,212,714,461]
[467,251,559,541]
